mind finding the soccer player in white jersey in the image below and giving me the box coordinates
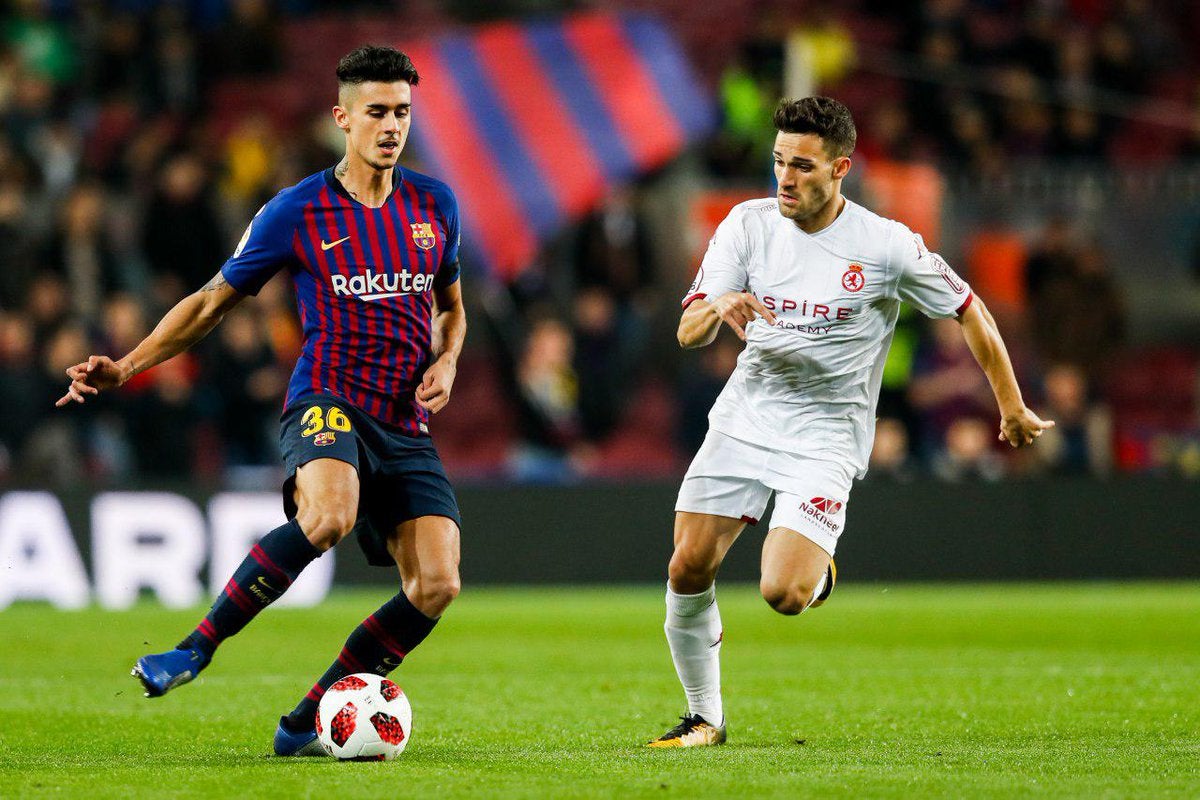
[647,97,1054,747]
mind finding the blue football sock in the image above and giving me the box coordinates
[286,591,436,730]
[183,519,321,657]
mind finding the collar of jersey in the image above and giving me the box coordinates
[323,165,405,207]
[786,195,854,238]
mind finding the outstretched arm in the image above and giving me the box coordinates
[957,296,1055,447]
[677,292,778,349]
[417,279,467,414]
[56,272,245,406]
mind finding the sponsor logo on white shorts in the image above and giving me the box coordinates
[798,496,843,533]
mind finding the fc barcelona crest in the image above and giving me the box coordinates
[410,222,437,250]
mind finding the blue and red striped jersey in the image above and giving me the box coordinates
[221,166,461,436]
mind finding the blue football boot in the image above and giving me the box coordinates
[131,644,210,698]
[273,716,327,757]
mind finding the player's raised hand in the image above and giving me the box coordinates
[710,291,779,341]
[55,355,126,407]
[416,356,457,413]
[998,407,1055,448]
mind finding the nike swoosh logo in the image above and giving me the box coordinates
[257,576,274,591]
[321,235,351,251]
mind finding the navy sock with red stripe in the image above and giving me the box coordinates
[182,519,321,658]
[284,591,437,731]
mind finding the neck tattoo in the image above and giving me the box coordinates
[335,159,357,198]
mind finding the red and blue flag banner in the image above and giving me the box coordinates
[404,12,715,281]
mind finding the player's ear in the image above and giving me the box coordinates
[332,105,350,132]
[833,156,852,180]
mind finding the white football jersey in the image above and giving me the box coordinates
[683,197,973,477]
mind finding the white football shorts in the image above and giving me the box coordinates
[675,430,856,556]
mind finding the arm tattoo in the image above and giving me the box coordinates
[201,272,228,292]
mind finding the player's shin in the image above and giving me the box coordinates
[284,591,437,732]
[664,583,724,726]
[183,519,322,657]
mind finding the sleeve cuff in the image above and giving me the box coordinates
[220,265,257,297]
[681,292,707,309]
[955,292,974,317]
[434,260,461,289]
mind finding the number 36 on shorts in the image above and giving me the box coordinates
[300,405,352,437]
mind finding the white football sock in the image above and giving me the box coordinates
[664,582,723,726]
[808,570,828,607]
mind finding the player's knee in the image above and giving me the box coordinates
[668,547,718,593]
[760,578,809,616]
[298,506,357,551]
[410,571,460,617]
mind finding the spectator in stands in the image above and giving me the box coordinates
[1023,216,1076,299]
[23,322,94,484]
[143,152,225,296]
[876,303,921,452]
[1029,237,1125,379]
[908,318,997,465]
[709,54,775,179]
[933,416,1007,482]
[150,11,201,115]
[1030,362,1112,476]
[0,152,37,308]
[862,100,917,162]
[3,70,55,161]
[0,312,42,477]
[3,0,75,86]
[941,100,1000,175]
[24,273,71,344]
[40,181,127,323]
[868,417,916,481]
[996,66,1054,158]
[785,9,857,94]
[99,292,147,358]
[575,186,655,302]
[222,112,279,212]
[207,305,288,468]
[675,336,740,457]
[125,353,201,479]
[204,0,282,78]
[1052,107,1104,161]
[573,287,623,443]
[91,12,150,101]
[508,317,586,483]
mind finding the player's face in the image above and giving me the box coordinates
[773,132,851,223]
[335,81,412,171]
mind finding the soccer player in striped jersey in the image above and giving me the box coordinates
[56,46,466,756]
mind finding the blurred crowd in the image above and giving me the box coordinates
[707,0,1199,180]
[1,0,1196,487]
[0,0,330,484]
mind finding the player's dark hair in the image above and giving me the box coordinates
[773,97,856,158]
[336,45,420,87]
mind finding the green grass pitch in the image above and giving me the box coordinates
[1,583,1197,798]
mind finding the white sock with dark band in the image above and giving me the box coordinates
[809,570,828,607]
[664,582,724,726]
